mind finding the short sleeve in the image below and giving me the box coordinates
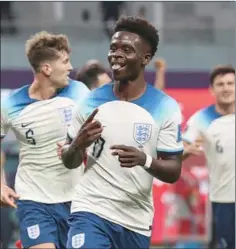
[157,102,183,154]
[182,112,202,144]
[1,99,10,138]
[67,102,85,140]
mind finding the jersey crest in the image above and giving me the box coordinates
[59,106,73,125]
[133,123,152,146]
[72,233,85,248]
[27,224,40,239]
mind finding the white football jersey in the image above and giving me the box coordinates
[68,83,183,236]
[183,105,235,203]
[1,79,89,203]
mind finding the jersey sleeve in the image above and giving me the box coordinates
[66,81,90,140]
[156,100,184,154]
[67,79,90,103]
[67,102,85,140]
[182,112,202,144]
[1,99,10,138]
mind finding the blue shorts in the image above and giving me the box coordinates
[16,200,71,248]
[212,202,235,249]
[67,211,150,249]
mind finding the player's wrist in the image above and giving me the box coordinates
[141,153,153,170]
[70,138,85,151]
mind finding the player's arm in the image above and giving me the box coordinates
[145,151,182,183]
[61,108,103,169]
[182,139,203,160]
[1,107,19,208]
[61,134,86,170]
[153,58,166,91]
[1,145,6,185]
[145,105,184,183]
[182,114,203,160]
[1,105,8,185]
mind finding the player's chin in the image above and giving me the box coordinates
[112,68,128,81]
[220,96,235,105]
[61,79,69,87]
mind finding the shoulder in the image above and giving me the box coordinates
[58,79,90,102]
[188,105,221,128]
[73,83,118,119]
[1,85,33,117]
[145,85,180,122]
[3,85,30,105]
[80,83,115,108]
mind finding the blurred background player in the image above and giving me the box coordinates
[62,16,183,249]
[182,65,235,249]
[75,59,111,90]
[0,31,89,249]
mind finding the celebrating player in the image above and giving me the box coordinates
[61,16,183,249]
[1,31,89,249]
[182,65,235,249]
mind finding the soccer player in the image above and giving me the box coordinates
[75,59,112,90]
[182,66,235,249]
[61,16,183,249]
[1,31,89,249]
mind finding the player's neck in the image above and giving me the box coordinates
[215,102,235,115]
[113,74,146,101]
[29,77,58,100]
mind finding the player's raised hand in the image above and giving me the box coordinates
[110,145,146,168]
[185,137,204,157]
[154,58,166,71]
[1,184,20,208]
[73,109,103,150]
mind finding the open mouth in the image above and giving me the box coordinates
[111,64,125,72]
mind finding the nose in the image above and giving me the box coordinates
[112,49,124,59]
[222,82,232,91]
[68,62,73,72]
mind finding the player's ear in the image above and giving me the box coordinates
[142,53,152,66]
[41,63,52,77]
[209,84,215,96]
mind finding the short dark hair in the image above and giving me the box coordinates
[113,16,159,57]
[75,60,107,89]
[210,65,235,85]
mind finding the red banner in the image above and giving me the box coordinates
[151,89,214,245]
[165,88,215,127]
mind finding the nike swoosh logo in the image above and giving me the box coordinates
[21,122,34,128]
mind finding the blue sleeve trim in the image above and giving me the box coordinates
[182,137,193,144]
[157,148,184,155]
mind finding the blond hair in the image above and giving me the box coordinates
[25,31,71,72]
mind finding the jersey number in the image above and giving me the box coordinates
[92,137,105,159]
[25,129,36,145]
[215,139,223,153]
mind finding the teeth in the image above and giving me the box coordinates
[112,64,122,70]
